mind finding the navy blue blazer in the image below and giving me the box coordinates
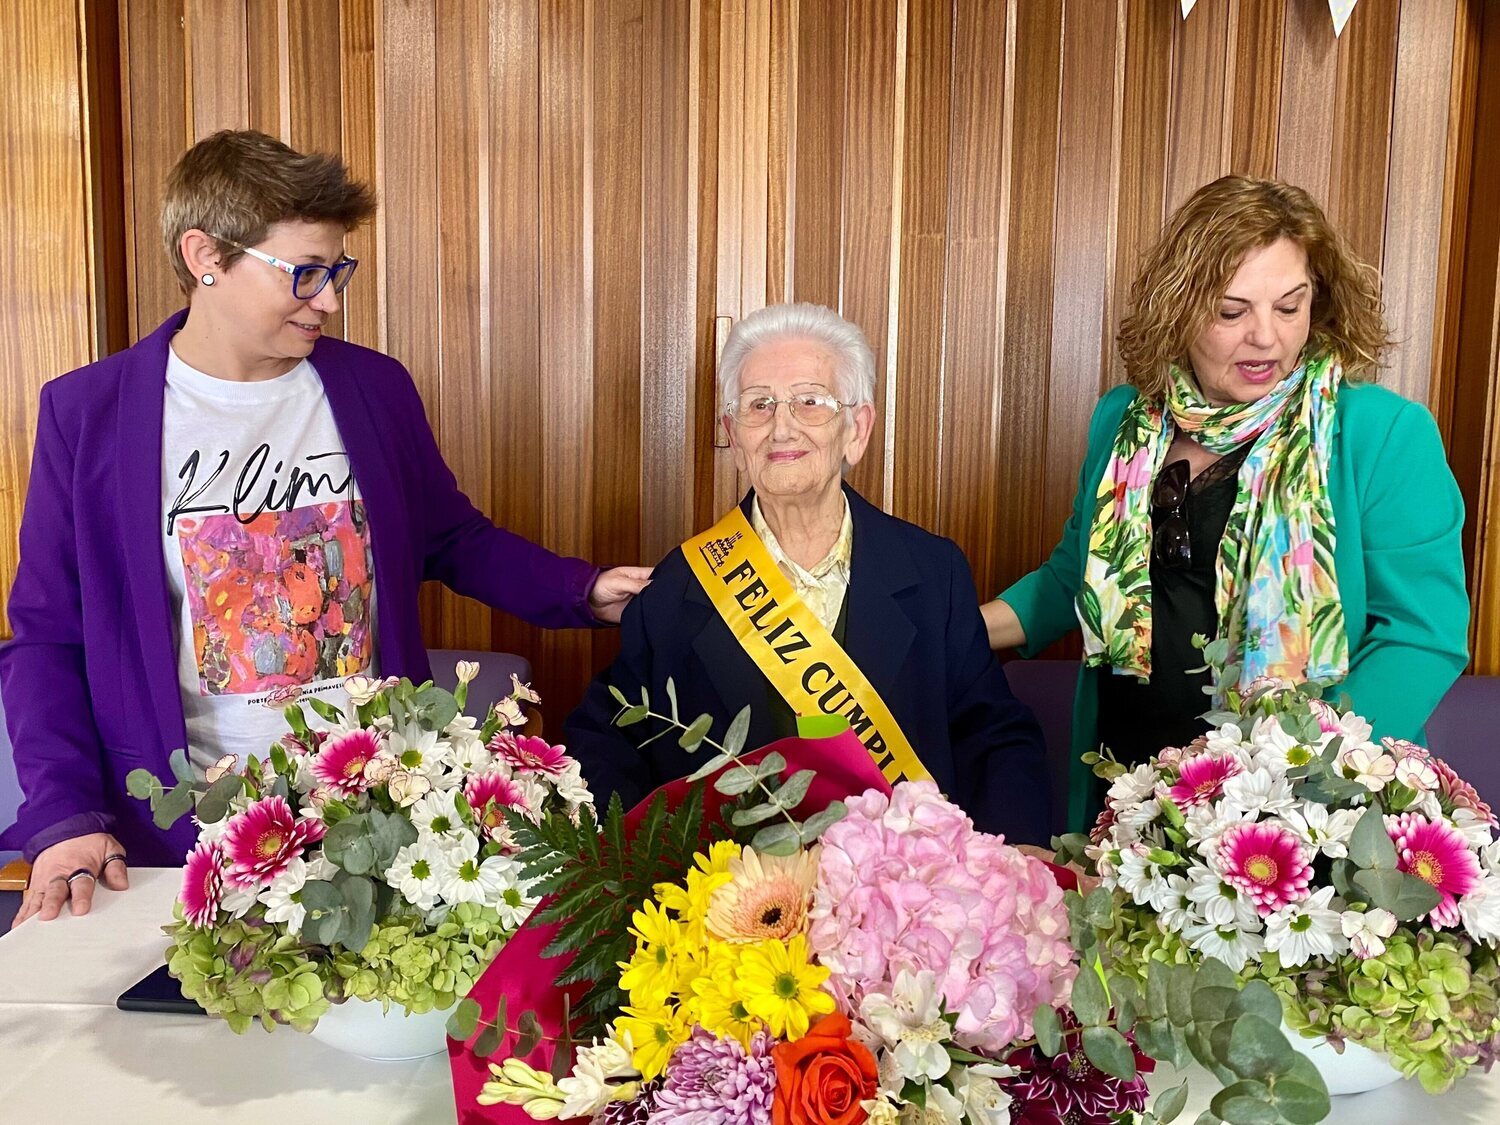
[563,486,1052,844]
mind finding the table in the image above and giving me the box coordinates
[2,870,1497,1124]
[0,869,455,1123]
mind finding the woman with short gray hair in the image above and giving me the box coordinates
[566,302,1051,842]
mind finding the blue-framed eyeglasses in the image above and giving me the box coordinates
[218,238,359,300]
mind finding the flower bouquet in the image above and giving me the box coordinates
[1061,638,1500,1096]
[128,664,591,1035]
[448,687,1331,1125]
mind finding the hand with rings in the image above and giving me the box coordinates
[17,833,130,924]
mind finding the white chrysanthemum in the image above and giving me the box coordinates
[1117,798,1163,835]
[385,722,452,782]
[220,881,260,919]
[1108,763,1159,806]
[441,851,523,908]
[410,788,468,839]
[1117,845,1176,912]
[1183,918,1265,971]
[1480,840,1500,877]
[1156,872,1197,933]
[1247,716,1315,773]
[1186,863,1260,929]
[388,837,457,911]
[1184,801,1255,857]
[442,714,487,775]
[1278,803,1360,859]
[259,856,312,934]
[1265,887,1348,967]
[1460,872,1500,944]
[1453,808,1497,850]
[552,760,594,811]
[1204,722,1254,765]
[1221,767,1297,817]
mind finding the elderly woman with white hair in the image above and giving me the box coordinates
[564,302,1050,841]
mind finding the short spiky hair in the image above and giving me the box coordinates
[1117,176,1392,398]
[161,129,377,292]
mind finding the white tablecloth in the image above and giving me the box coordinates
[0,869,454,1123]
[2,869,1497,1124]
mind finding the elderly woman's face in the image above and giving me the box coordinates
[207,218,349,365]
[725,339,874,501]
[1188,237,1312,408]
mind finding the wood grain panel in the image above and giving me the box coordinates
[487,0,547,675]
[640,0,700,567]
[1327,0,1399,272]
[434,0,493,650]
[1227,0,1285,178]
[378,0,444,645]
[936,0,1007,586]
[691,0,728,532]
[339,0,379,351]
[889,0,952,532]
[537,0,595,700]
[0,0,96,634]
[992,0,1062,592]
[789,0,845,308]
[186,0,248,137]
[286,0,345,341]
[121,0,190,338]
[1046,0,1121,604]
[838,0,900,508]
[246,0,284,138]
[1275,0,1338,204]
[1165,0,1229,212]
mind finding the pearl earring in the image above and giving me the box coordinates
[201,273,216,286]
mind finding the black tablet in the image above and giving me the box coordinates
[115,963,207,1016]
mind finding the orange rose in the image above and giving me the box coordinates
[772,1013,879,1125]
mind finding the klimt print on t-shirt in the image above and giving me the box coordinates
[175,499,374,696]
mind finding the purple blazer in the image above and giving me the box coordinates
[0,311,600,865]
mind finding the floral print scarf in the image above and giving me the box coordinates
[1076,352,1348,691]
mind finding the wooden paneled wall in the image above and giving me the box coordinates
[3,0,1496,711]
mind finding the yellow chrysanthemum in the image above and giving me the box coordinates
[698,840,743,875]
[618,941,679,1008]
[706,845,821,943]
[735,934,834,1041]
[613,1003,691,1081]
[655,865,734,944]
[629,899,682,948]
[689,941,763,1047]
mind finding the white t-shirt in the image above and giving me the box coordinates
[162,346,379,774]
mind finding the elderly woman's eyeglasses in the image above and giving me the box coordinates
[727,391,851,428]
[218,239,359,300]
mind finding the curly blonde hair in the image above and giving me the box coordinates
[1117,176,1391,399]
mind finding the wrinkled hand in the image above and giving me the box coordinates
[588,566,653,624]
[17,833,129,924]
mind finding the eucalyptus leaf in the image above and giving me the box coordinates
[1082,1026,1136,1081]
[1271,1056,1331,1125]
[1155,1081,1190,1125]
[617,705,649,727]
[607,684,630,707]
[1191,986,1237,1025]
[1227,980,1284,1027]
[1146,961,1170,1019]
[125,768,161,801]
[665,680,679,721]
[1349,807,1399,870]
[1134,1018,1182,1069]
[152,782,196,830]
[1032,1004,1063,1057]
[1220,1014,1294,1081]
[194,771,244,825]
[714,760,780,797]
[798,802,848,843]
[1166,963,1196,1026]
[679,714,714,751]
[731,802,786,827]
[473,1021,503,1058]
[771,770,816,811]
[750,822,802,856]
[1070,961,1109,1026]
[1351,868,1441,920]
[168,747,195,784]
[686,752,735,782]
[723,706,752,757]
[516,1010,544,1057]
[1082,886,1115,926]
[1209,1081,1278,1125]
[447,996,482,1041]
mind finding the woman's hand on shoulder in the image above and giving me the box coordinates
[16,833,129,924]
[588,566,654,624]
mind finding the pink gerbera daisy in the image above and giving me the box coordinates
[465,772,531,840]
[311,729,383,797]
[1387,812,1482,928]
[221,795,326,888]
[1216,822,1312,915]
[488,732,572,777]
[1168,753,1243,809]
[180,840,225,928]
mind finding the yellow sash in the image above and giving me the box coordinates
[682,505,930,786]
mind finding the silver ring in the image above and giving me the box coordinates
[66,868,97,885]
[102,853,127,869]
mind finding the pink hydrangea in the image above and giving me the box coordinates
[1215,822,1312,915]
[220,795,326,888]
[1166,753,1242,809]
[807,782,1076,1053]
[1387,812,1482,928]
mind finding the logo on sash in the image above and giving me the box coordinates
[682,505,930,787]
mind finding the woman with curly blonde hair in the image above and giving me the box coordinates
[983,175,1469,830]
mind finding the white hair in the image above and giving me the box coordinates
[717,302,876,409]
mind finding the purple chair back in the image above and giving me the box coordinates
[1001,659,1078,837]
[1425,677,1500,808]
[426,649,535,726]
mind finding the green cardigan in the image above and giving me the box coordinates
[1001,382,1471,833]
